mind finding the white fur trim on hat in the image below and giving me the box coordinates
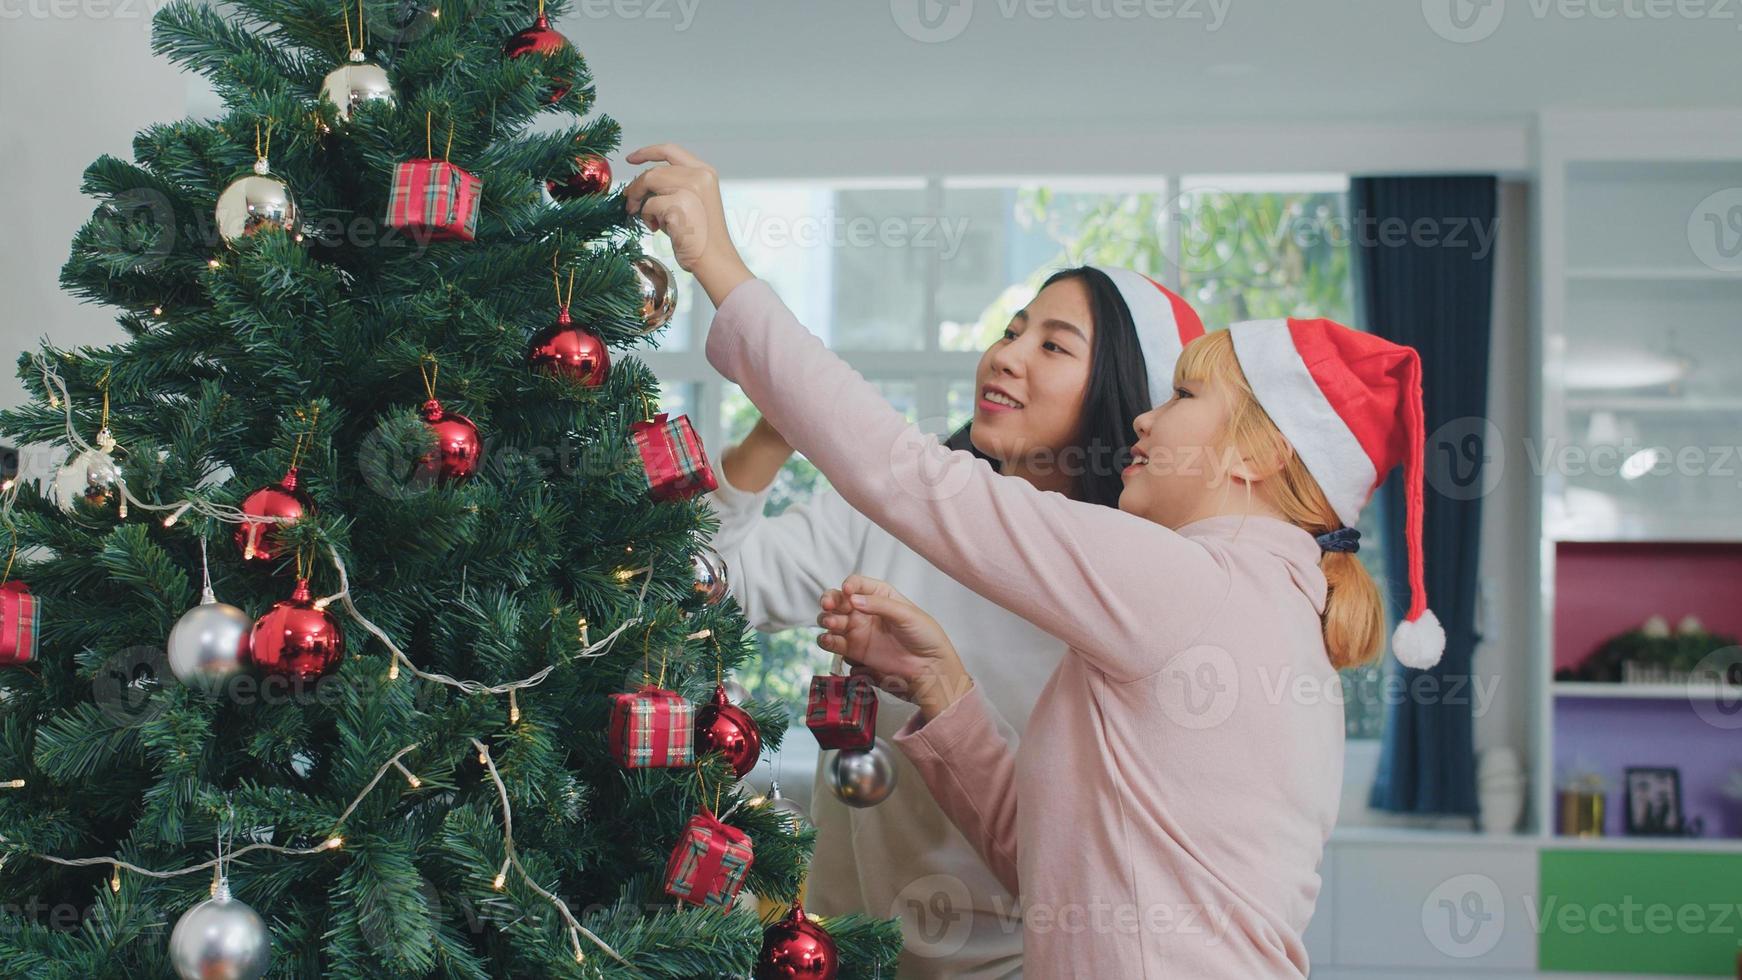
[1228,319,1377,527]
[1095,266,1194,407]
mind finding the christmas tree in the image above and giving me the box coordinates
[0,0,901,975]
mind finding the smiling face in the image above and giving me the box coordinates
[968,277,1097,487]
[1117,331,1292,528]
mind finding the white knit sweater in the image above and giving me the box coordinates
[706,455,1067,980]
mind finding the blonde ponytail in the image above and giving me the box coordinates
[1174,331,1387,669]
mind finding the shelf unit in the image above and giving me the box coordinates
[1532,110,1742,976]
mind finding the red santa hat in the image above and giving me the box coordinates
[1093,266,1205,405]
[1227,317,1445,669]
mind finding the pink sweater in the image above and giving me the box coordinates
[707,278,1344,978]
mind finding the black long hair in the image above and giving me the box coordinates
[944,266,1157,509]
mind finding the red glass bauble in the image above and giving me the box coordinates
[503,13,572,102]
[754,899,839,980]
[527,310,610,385]
[248,578,345,680]
[548,154,611,200]
[695,683,761,779]
[417,399,483,484]
[234,467,313,564]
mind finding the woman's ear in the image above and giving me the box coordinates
[1230,431,1293,484]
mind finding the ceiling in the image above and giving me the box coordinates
[568,0,1734,141]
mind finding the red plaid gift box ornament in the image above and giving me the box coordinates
[630,412,717,502]
[662,806,753,910]
[806,674,877,751]
[387,159,480,242]
[607,684,696,768]
[387,120,480,242]
[0,581,41,666]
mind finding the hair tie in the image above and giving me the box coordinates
[1315,527,1361,554]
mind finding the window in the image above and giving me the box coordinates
[636,175,1383,738]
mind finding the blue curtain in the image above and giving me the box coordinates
[1355,176,1498,818]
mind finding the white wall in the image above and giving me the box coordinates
[0,5,185,411]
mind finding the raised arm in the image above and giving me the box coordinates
[706,278,1230,682]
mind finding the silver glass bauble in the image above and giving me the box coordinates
[764,778,811,831]
[825,739,897,809]
[319,50,395,122]
[53,428,123,514]
[691,544,728,606]
[167,586,251,695]
[632,256,677,336]
[168,881,271,980]
[215,158,298,243]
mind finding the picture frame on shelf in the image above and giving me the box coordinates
[1624,766,1684,837]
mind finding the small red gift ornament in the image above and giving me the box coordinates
[607,684,696,768]
[0,581,41,666]
[806,674,877,751]
[662,806,753,911]
[630,412,716,502]
[386,158,481,243]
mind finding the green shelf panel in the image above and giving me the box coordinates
[1540,849,1742,975]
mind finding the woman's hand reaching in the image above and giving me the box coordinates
[622,143,753,308]
[818,575,975,722]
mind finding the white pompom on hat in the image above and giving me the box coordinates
[1227,317,1445,669]
[1092,267,1205,406]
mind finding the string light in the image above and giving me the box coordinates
[152,306,164,317]
[31,745,416,882]
[0,779,24,789]
[110,864,121,893]
[471,739,626,968]
[393,759,421,789]
[508,691,520,725]
[162,501,193,527]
